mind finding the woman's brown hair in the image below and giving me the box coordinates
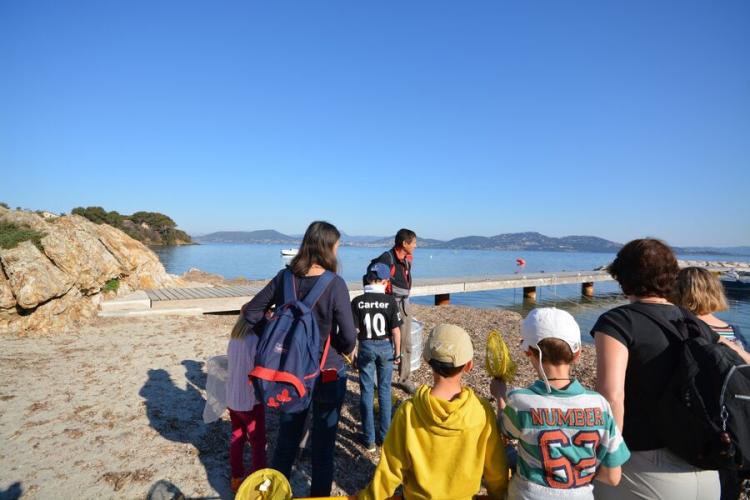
[607,238,679,298]
[675,266,729,315]
[290,221,340,276]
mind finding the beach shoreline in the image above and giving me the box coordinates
[0,304,594,498]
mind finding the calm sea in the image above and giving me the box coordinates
[152,244,750,344]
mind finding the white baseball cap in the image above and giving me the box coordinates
[521,308,581,355]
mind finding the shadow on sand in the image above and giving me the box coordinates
[140,360,232,499]
[0,482,23,500]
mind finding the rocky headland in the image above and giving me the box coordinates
[0,207,176,334]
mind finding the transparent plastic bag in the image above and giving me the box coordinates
[202,355,228,423]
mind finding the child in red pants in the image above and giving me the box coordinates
[227,317,267,492]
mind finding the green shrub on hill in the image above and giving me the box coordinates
[71,206,191,246]
[103,278,120,293]
[129,211,176,230]
[72,206,124,226]
[0,202,9,209]
[0,221,46,251]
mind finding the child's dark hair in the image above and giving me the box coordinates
[428,359,465,377]
[529,338,575,365]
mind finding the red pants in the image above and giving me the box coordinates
[229,405,267,478]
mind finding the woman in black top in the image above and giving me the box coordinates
[242,221,356,496]
[591,239,747,499]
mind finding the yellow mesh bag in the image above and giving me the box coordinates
[485,330,516,382]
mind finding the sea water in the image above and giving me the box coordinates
[152,244,750,343]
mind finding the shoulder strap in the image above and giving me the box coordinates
[282,268,297,303]
[301,270,335,308]
[305,271,335,371]
[319,330,332,370]
[627,303,688,343]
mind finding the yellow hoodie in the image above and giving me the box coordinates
[358,385,508,500]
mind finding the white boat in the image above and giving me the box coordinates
[280,248,298,257]
[720,270,750,292]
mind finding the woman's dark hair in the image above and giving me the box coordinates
[395,228,416,247]
[290,221,340,276]
[428,359,465,377]
[607,238,679,298]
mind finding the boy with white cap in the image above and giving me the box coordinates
[490,308,630,499]
[358,323,508,499]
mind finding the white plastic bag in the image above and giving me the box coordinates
[203,355,228,423]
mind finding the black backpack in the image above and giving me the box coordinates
[632,305,750,471]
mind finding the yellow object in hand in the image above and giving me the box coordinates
[485,330,516,382]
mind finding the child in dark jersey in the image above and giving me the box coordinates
[351,262,402,451]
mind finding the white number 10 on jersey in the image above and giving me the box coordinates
[364,313,387,338]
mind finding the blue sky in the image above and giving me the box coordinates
[1,1,748,246]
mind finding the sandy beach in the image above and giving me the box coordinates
[0,304,596,499]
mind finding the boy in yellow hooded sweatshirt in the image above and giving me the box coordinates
[358,324,508,500]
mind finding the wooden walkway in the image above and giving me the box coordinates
[131,270,613,313]
[145,285,265,313]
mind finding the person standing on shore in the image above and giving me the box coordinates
[351,262,403,452]
[675,266,750,500]
[241,221,357,496]
[226,315,267,492]
[590,239,749,500]
[676,266,748,351]
[371,228,417,394]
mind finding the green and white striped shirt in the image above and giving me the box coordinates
[501,380,630,492]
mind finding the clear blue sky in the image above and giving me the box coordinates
[2,1,748,246]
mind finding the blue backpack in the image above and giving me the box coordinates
[249,269,334,413]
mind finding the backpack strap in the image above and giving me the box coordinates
[282,268,335,307]
[387,249,396,267]
[283,270,336,371]
[628,303,710,343]
[300,270,335,308]
[318,329,333,372]
[300,271,335,373]
[282,268,297,303]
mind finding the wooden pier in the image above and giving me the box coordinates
[100,270,614,316]
[407,270,611,305]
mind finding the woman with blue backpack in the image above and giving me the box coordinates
[242,220,357,496]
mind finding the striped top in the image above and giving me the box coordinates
[501,380,630,492]
[710,323,740,345]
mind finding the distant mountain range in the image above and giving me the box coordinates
[195,230,619,252]
[194,230,750,256]
[196,230,298,244]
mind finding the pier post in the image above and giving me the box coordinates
[435,293,451,306]
[523,286,537,301]
[581,282,594,297]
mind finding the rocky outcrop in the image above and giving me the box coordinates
[0,268,16,310]
[0,207,176,334]
[39,216,121,293]
[0,241,74,309]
